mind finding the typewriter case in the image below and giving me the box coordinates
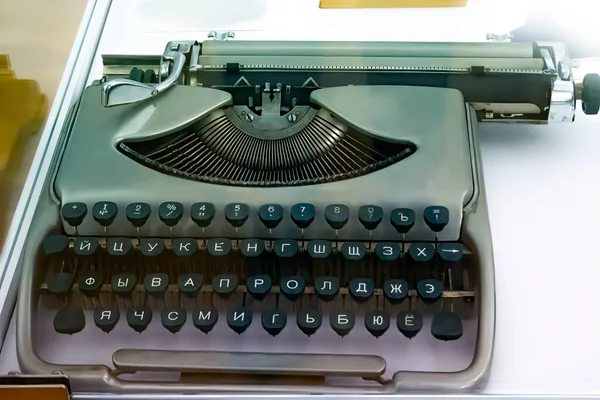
[14,39,595,396]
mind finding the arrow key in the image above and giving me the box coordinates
[438,243,463,262]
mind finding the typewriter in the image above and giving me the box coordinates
[13,38,600,396]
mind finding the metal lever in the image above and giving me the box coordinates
[112,349,386,379]
[101,41,197,107]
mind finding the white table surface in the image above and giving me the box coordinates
[2,0,600,396]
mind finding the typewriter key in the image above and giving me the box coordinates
[94,307,120,333]
[341,242,366,261]
[417,279,443,304]
[161,307,187,334]
[127,306,153,333]
[42,234,69,255]
[397,311,423,339]
[409,243,434,262]
[375,242,401,262]
[259,204,284,230]
[358,205,383,231]
[61,202,87,228]
[172,238,197,256]
[178,273,203,298]
[423,206,449,233]
[390,208,415,234]
[159,202,183,227]
[144,273,169,298]
[227,307,252,334]
[349,278,374,303]
[140,238,165,256]
[191,202,215,228]
[291,203,315,229]
[53,306,86,334]
[438,243,463,262]
[206,238,232,256]
[274,239,298,258]
[224,203,250,228]
[193,307,218,334]
[280,276,305,301]
[297,310,322,336]
[246,274,272,301]
[324,204,349,230]
[78,271,103,297]
[47,273,74,295]
[106,237,132,256]
[383,279,408,304]
[240,239,264,257]
[111,274,137,297]
[92,201,118,227]
[261,309,287,336]
[307,240,332,259]
[213,274,238,298]
[330,311,355,337]
[73,237,99,257]
[314,276,339,302]
[126,202,151,228]
[365,311,390,338]
[431,311,463,341]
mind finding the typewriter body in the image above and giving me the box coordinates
[14,38,600,396]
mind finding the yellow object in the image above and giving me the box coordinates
[0,55,47,171]
[320,0,467,8]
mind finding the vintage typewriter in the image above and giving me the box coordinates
[13,38,600,396]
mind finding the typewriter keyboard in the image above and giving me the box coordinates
[36,201,477,378]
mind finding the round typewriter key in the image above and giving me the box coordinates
[274,239,298,258]
[314,276,339,302]
[383,279,408,304]
[423,206,449,233]
[159,202,183,227]
[193,307,219,334]
[261,309,287,337]
[225,203,250,228]
[324,204,349,230]
[191,202,215,228]
[213,274,238,298]
[307,240,332,259]
[416,279,443,304]
[365,311,390,338]
[297,310,322,336]
[47,273,74,295]
[178,273,203,298]
[126,202,151,228]
[111,273,137,297]
[61,202,87,227]
[330,311,355,337]
[54,306,86,335]
[280,276,305,301]
[94,307,120,333]
[227,307,252,334]
[92,201,118,227]
[78,270,103,297]
[128,67,144,82]
[144,273,169,298]
[74,237,99,257]
[107,237,133,256]
[358,205,383,230]
[431,311,463,341]
[142,69,157,83]
[390,208,415,234]
[291,203,315,229]
[348,278,374,303]
[437,243,463,262]
[375,242,401,262]
[161,307,187,334]
[42,234,69,255]
[246,274,272,301]
[409,243,434,262]
[397,311,423,339]
[127,306,153,333]
[259,204,284,229]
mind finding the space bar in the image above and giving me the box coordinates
[112,349,386,378]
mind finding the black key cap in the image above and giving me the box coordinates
[431,311,463,341]
[240,239,264,257]
[227,307,252,334]
[324,204,349,230]
[173,238,197,256]
[126,202,151,228]
[94,307,120,333]
[111,273,136,297]
[409,243,434,262]
[54,306,85,334]
[280,276,305,301]
[341,242,366,261]
[140,238,165,256]
[206,238,232,256]
[191,202,215,228]
[273,239,298,258]
[42,234,69,255]
[178,273,203,298]
[365,311,390,338]
[307,240,332,258]
[144,273,169,298]
[259,204,284,229]
[297,310,322,336]
[383,279,409,304]
[291,203,315,229]
[127,306,152,333]
[438,243,464,262]
[397,311,423,339]
[375,242,401,261]
[261,309,287,336]
[358,205,383,230]
[213,274,238,297]
[314,276,339,302]
[48,273,74,295]
[106,237,132,256]
[159,201,183,227]
[73,237,99,256]
[390,208,415,234]
[330,311,355,337]
[417,279,443,303]
[161,307,187,334]
[62,202,87,227]
[78,271,103,297]
[246,274,271,301]
[224,203,250,228]
[348,278,374,303]
[423,206,450,233]
[92,201,118,227]
[193,307,219,334]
